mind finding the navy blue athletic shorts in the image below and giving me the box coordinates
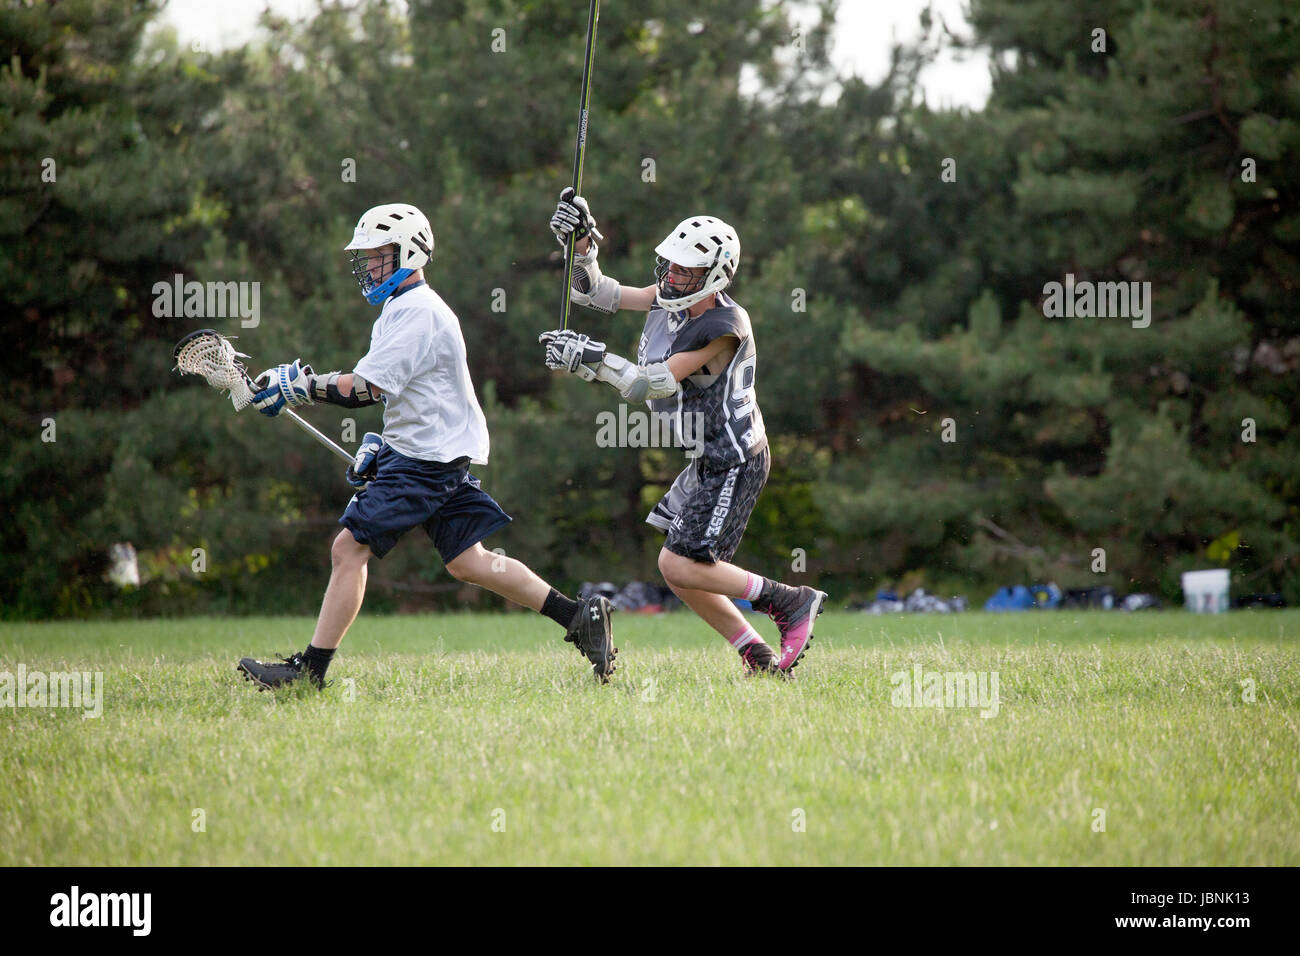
[339,445,512,562]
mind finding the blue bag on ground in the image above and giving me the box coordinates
[986,585,1035,611]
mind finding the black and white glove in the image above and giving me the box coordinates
[539,329,605,382]
[550,187,604,246]
[346,432,383,487]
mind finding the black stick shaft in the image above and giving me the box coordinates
[560,0,600,330]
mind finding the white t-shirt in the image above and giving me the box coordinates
[353,282,491,465]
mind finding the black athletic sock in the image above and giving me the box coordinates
[751,578,793,613]
[302,644,335,686]
[541,588,581,630]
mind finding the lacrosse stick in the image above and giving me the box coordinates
[559,0,599,330]
[173,328,354,465]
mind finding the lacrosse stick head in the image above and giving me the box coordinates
[173,328,256,410]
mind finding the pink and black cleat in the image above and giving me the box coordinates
[768,586,828,673]
[739,640,781,677]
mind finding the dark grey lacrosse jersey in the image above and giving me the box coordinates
[636,291,768,467]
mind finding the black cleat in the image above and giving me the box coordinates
[565,596,617,683]
[237,652,320,691]
[739,640,783,678]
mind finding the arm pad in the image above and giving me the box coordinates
[569,242,621,314]
[313,371,381,408]
[595,352,678,402]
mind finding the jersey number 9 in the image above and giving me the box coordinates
[730,355,757,420]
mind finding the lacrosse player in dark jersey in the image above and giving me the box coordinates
[541,190,827,675]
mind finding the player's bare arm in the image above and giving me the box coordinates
[665,334,738,380]
[569,236,654,313]
[615,283,658,312]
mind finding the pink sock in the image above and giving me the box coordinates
[728,625,761,650]
[743,573,763,601]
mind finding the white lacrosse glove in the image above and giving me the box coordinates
[539,329,605,382]
[251,360,315,418]
[550,187,604,246]
[346,431,383,487]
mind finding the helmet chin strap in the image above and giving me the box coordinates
[352,247,413,305]
[364,266,414,305]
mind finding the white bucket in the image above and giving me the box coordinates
[1182,569,1230,613]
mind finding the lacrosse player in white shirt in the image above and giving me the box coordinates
[235,203,616,688]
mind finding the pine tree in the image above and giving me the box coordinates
[823,0,1300,601]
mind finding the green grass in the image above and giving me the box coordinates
[1,610,1297,865]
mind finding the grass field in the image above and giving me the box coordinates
[1,610,1297,865]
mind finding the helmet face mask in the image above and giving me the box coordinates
[652,216,740,314]
[349,245,401,301]
[654,256,709,304]
[344,204,435,304]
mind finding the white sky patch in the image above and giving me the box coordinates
[158,0,990,109]
[830,0,990,109]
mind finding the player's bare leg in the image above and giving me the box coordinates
[238,528,369,690]
[662,583,747,634]
[657,550,750,598]
[446,542,617,681]
[309,529,372,649]
[663,580,780,676]
[444,542,550,610]
[659,550,784,675]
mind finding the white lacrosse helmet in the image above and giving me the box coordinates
[344,203,435,304]
[653,215,741,313]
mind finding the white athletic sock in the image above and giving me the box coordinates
[728,625,762,650]
[743,573,763,601]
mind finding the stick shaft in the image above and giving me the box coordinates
[236,367,354,464]
[282,408,355,464]
[560,0,600,330]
